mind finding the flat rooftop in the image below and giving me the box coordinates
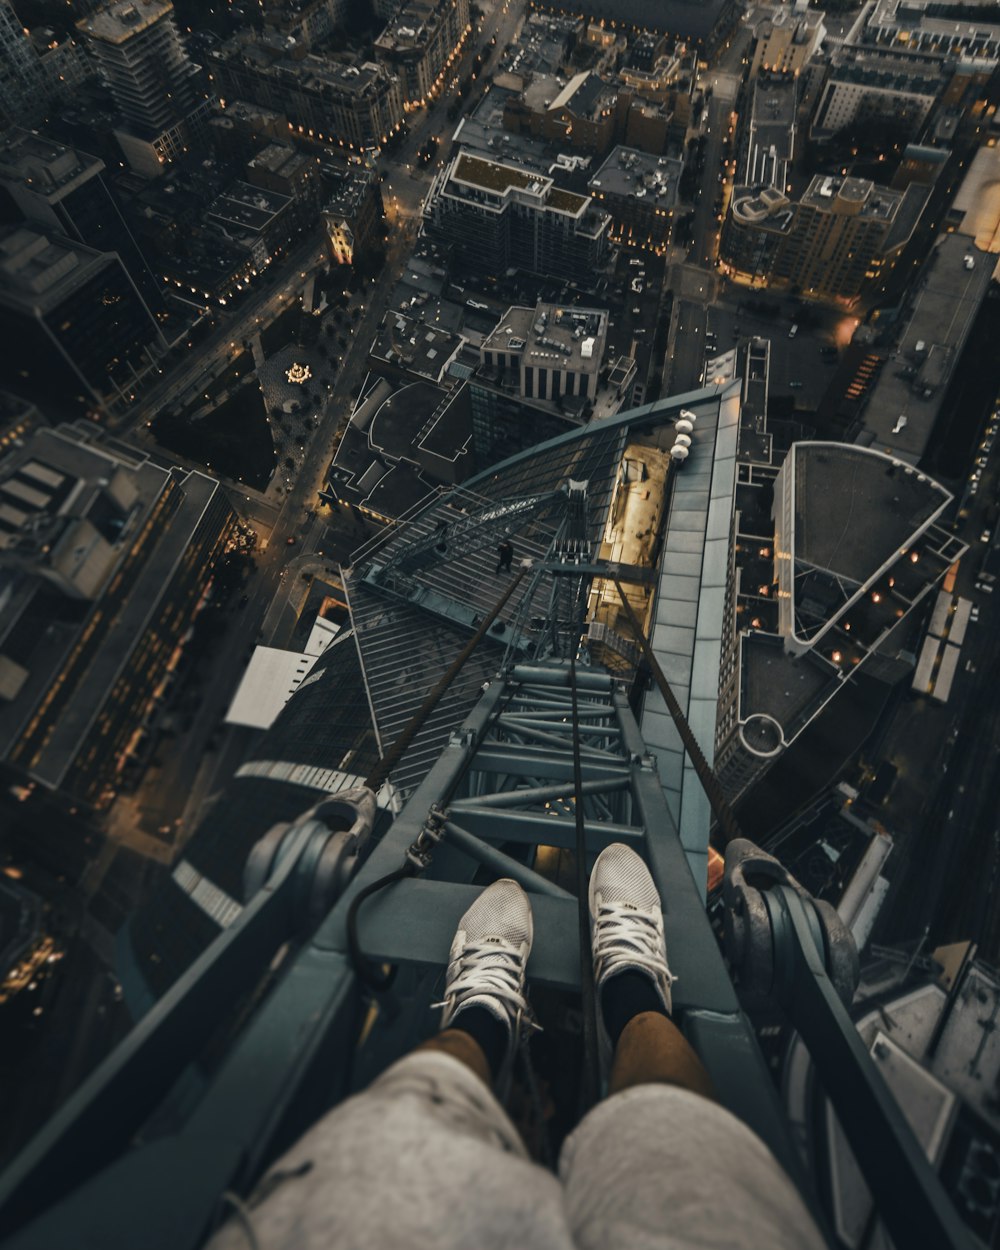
[742,634,832,733]
[0,130,102,198]
[859,233,993,461]
[745,77,797,188]
[207,181,291,232]
[483,301,608,373]
[372,311,462,381]
[793,443,948,586]
[589,146,681,205]
[452,152,548,195]
[0,227,102,313]
[77,0,173,44]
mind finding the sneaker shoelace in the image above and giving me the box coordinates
[594,902,677,988]
[434,939,532,1022]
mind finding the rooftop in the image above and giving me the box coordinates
[792,443,948,586]
[0,227,105,314]
[0,130,103,200]
[371,311,463,382]
[859,233,994,461]
[589,145,681,203]
[482,301,608,374]
[744,77,797,189]
[77,0,173,45]
[452,152,547,195]
[207,181,292,234]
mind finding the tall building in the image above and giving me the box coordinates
[0,226,165,415]
[76,0,210,176]
[0,423,236,810]
[374,0,470,107]
[423,152,611,283]
[722,173,929,304]
[713,431,964,803]
[0,0,47,126]
[0,128,162,310]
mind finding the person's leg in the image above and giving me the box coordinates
[556,844,824,1250]
[207,879,571,1250]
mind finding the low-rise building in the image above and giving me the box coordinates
[370,311,464,385]
[588,145,680,251]
[210,38,405,153]
[322,375,472,518]
[208,99,290,163]
[0,423,236,810]
[320,159,383,264]
[469,299,635,466]
[423,151,611,283]
[206,179,307,266]
[374,0,470,107]
[262,0,350,50]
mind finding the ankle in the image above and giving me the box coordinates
[601,968,669,1047]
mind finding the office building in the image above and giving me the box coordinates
[0,226,165,415]
[0,0,47,126]
[374,0,470,108]
[0,128,162,310]
[810,55,941,140]
[209,39,405,153]
[722,173,928,305]
[0,423,236,810]
[588,146,681,251]
[470,299,636,467]
[76,0,210,176]
[423,151,611,282]
[750,5,826,77]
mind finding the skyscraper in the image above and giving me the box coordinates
[0,0,46,127]
[75,0,209,176]
[0,128,163,310]
[0,226,165,414]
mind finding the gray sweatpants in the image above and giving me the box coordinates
[208,1050,827,1250]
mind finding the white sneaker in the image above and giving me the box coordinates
[589,844,675,1061]
[437,879,536,1073]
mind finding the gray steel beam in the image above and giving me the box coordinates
[451,805,642,850]
[466,745,629,784]
[449,776,630,809]
[441,821,573,899]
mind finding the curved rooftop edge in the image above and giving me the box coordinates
[776,441,952,656]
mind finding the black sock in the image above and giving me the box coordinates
[601,969,668,1047]
[449,1005,508,1080]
